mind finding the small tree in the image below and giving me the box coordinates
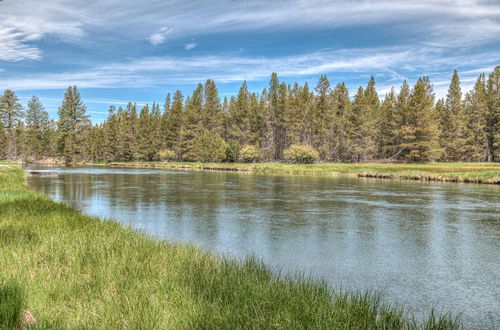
[157,149,176,161]
[186,132,227,162]
[225,140,241,162]
[240,145,262,162]
[283,144,319,164]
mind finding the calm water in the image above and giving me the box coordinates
[27,167,500,329]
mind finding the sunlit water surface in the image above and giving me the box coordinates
[27,167,500,329]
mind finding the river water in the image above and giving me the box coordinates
[27,167,500,329]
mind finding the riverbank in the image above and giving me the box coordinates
[0,166,459,329]
[105,161,500,184]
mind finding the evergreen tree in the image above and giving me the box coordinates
[0,125,6,158]
[441,70,466,160]
[312,75,332,159]
[268,73,288,160]
[136,105,155,160]
[57,86,90,164]
[348,87,366,162]
[103,105,118,161]
[164,91,184,159]
[376,88,398,159]
[393,80,411,160]
[182,84,204,160]
[0,90,24,159]
[462,89,485,161]
[25,96,51,160]
[330,82,351,161]
[228,81,253,145]
[399,77,441,162]
[203,79,223,135]
[485,66,499,161]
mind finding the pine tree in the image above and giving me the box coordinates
[376,88,398,159]
[150,102,163,158]
[57,86,90,164]
[203,79,223,136]
[182,84,204,160]
[0,90,24,159]
[287,82,314,147]
[312,75,332,160]
[362,76,379,160]
[348,87,366,162]
[228,81,252,145]
[164,91,184,159]
[441,70,466,160]
[0,125,6,158]
[330,82,351,161]
[267,73,288,160]
[393,80,411,160]
[25,96,51,160]
[102,105,118,161]
[399,77,441,162]
[462,90,485,161]
[485,66,499,161]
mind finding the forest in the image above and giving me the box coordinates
[0,67,498,164]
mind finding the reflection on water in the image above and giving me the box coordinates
[27,167,500,329]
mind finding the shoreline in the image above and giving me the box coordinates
[0,166,460,329]
[101,161,500,184]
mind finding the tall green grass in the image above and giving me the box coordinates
[0,280,24,330]
[0,166,460,329]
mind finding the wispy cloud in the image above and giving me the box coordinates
[1,0,499,62]
[0,0,85,61]
[184,42,197,50]
[1,46,496,98]
[147,27,173,46]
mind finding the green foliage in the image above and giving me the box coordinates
[185,132,227,162]
[0,280,24,330]
[57,86,89,164]
[157,149,176,161]
[225,140,241,162]
[1,67,499,163]
[25,96,53,160]
[0,90,24,159]
[283,144,319,164]
[240,145,262,162]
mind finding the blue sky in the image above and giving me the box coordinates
[0,0,499,123]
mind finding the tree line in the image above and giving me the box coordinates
[0,67,498,164]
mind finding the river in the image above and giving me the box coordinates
[27,167,500,329]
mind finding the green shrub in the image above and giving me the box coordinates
[283,144,319,164]
[240,145,262,163]
[225,140,241,162]
[188,132,227,162]
[0,280,24,329]
[157,149,176,161]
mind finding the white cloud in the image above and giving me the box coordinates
[0,46,496,95]
[1,0,499,62]
[184,42,197,50]
[0,0,85,61]
[147,27,173,46]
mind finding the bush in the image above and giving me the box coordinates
[283,144,319,164]
[188,132,227,162]
[0,280,24,329]
[240,145,262,163]
[225,140,241,162]
[157,149,176,161]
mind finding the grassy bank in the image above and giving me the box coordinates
[106,161,500,184]
[0,166,460,329]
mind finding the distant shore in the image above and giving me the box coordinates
[100,161,500,184]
